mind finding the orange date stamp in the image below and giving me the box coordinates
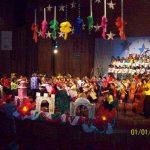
[130,129,150,136]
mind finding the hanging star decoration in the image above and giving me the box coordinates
[70,1,76,8]
[38,30,42,37]
[59,4,65,12]
[60,21,72,40]
[47,4,53,12]
[95,0,101,4]
[94,23,101,32]
[50,19,59,40]
[107,0,116,9]
[58,32,64,38]
[107,31,115,40]
[46,31,51,38]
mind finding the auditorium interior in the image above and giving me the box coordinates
[0,0,150,150]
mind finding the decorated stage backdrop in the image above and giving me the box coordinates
[94,37,150,76]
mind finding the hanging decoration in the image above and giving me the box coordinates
[60,5,72,40]
[107,31,115,40]
[45,31,51,38]
[70,0,76,9]
[13,109,116,134]
[100,0,108,39]
[47,4,53,12]
[74,0,83,34]
[58,32,64,37]
[50,6,59,40]
[107,0,116,10]
[115,0,127,40]
[38,30,42,37]
[74,17,83,34]
[95,0,101,4]
[82,23,86,30]
[60,22,72,40]
[94,23,101,32]
[31,1,127,42]
[59,4,65,12]
[31,9,38,43]
[87,0,94,33]
[41,8,48,38]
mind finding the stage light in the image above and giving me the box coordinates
[55,45,58,48]
[53,49,58,54]
[52,39,59,50]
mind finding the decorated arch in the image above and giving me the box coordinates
[70,98,95,119]
[36,93,55,114]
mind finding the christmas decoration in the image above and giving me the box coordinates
[94,23,101,32]
[17,99,35,116]
[45,31,51,38]
[74,0,83,34]
[31,9,38,43]
[47,4,53,12]
[13,105,116,134]
[87,0,94,33]
[59,4,65,12]
[60,5,72,40]
[100,0,107,39]
[115,0,127,40]
[107,31,115,40]
[50,6,59,40]
[41,8,48,38]
[70,1,76,8]
[107,0,116,9]
[58,32,64,38]
[101,16,107,39]
[115,17,126,40]
[60,21,72,40]
[31,24,38,42]
[95,0,101,4]
[38,30,42,37]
